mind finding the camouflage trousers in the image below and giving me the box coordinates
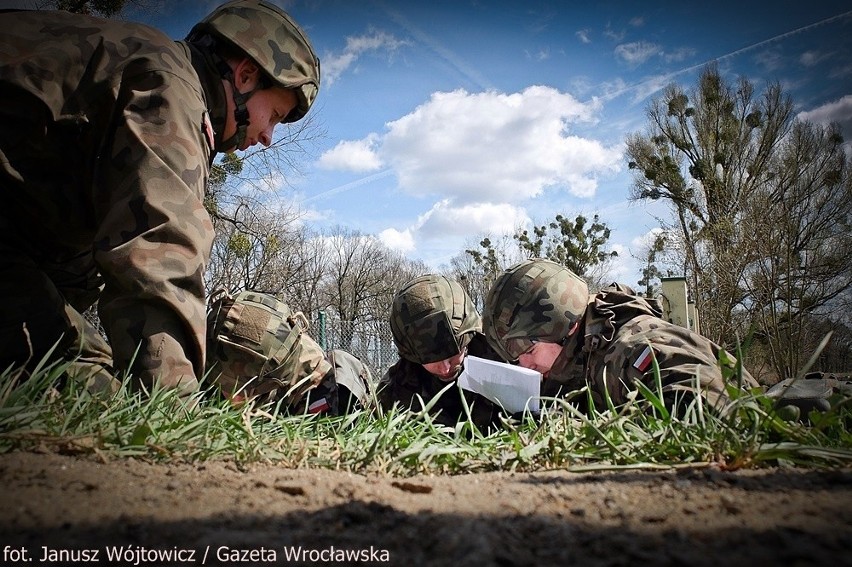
[0,233,118,395]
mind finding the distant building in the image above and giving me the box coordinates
[660,277,700,334]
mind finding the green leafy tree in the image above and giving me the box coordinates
[514,213,618,277]
[205,153,244,221]
[465,237,502,281]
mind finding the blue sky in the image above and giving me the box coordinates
[9,0,852,284]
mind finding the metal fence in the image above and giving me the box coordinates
[308,314,398,379]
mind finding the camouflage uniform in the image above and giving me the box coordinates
[206,290,372,415]
[485,259,758,413]
[0,2,319,394]
[379,333,504,429]
[378,274,504,430]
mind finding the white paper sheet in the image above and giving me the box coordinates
[457,356,541,414]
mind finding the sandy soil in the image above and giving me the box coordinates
[1,450,850,566]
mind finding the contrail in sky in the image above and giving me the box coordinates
[601,9,852,102]
[377,0,493,91]
[302,169,394,204]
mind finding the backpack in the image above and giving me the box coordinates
[205,289,332,410]
[327,349,375,412]
[765,372,852,422]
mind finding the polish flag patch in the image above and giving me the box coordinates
[308,397,330,414]
[633,345,654,372]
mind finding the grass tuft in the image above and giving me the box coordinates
[1,353,849,475]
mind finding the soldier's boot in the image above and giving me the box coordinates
[61,304,120,395]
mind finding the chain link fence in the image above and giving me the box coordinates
[307,314,398,379]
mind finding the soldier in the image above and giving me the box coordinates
[378,274,505,429]
[483,259,759,413]
[206,290,373,415]
[0,1,320,396]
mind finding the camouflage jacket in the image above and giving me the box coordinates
[0,10,219,391]
[546,283,758,411]
[378,333,505,430]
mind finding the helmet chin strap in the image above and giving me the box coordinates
[212,55,258,152]
[221,80,259,151]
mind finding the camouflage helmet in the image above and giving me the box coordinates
[189,0,320,124]
[483,259,589,362]
[390,275,481,365]
[206,290,332,407]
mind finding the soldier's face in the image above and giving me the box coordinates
[422,348,467,382]
[239,86,298,151]
[518,341,563,379]
[223,58,299,152]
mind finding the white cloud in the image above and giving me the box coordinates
[378,86,622,202]
[379,227,416,253]
[603,26,625,42]
[414,200,529,239]
[630,227,666,250]
[322,30,408,87]
[576,29,591,44]
[797,94,852,125]
[599,73,669,104]
[378,201,530,258]
[317,135,383,172]
[797,94,852,142]
[799,50,829,67]
[754,48,784,72]
[664,47,696,63]
[614,41,661,66]
[830,63,852,79]
[527,48,550,61]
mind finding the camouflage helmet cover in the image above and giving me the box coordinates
[206,290,332,405]
[189,0,320,123]
[390,274,481,365]
[483,259,589,362]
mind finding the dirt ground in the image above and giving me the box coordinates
[1,451,850,567]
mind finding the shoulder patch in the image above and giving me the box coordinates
[308,397,330,414]
[633,345,654,372]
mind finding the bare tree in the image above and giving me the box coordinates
[741,121,852,379]
[314,226,426,351]
[320,227,425,321]
[284,233,330,317]
[446,233,525,311]
[204,104,326,301]
[205,198,305,297]
[634,232,668,298]
[626,63,794,344]
[219,112,325,194]
[626,63,851,378]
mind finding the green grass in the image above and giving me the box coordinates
[1,356,850,476]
